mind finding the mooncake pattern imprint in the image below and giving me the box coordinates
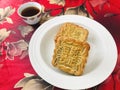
[52,37,90,76]
[55,22,88,42]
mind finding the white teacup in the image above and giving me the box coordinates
[18,2,43,25]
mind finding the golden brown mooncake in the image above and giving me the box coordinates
[52,37,90,76]
[55,22,88,42]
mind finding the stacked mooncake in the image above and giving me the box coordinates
[52,22,90,76]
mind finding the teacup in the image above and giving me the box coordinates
[18,2,43,25]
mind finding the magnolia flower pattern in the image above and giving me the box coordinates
[0,25,33,62]
[0,28,11,62]
[14,73,54,90]
[0,28,11,43]
[0,6,15,24]
[5,40,28,60]
[18,25,34,38]
[0,39,28,62]
[48,0,65,6]
[40,3,93,24]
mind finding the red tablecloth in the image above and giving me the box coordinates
[0,0,120,90]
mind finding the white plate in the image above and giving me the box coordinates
[29,15,117,89]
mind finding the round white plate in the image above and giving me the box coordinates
[29,15,117,89]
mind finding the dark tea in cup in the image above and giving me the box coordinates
[21,7,40,17]
[18,2,42,25]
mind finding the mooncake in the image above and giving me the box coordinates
[55,22,88,42]
[52,37,90,76]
